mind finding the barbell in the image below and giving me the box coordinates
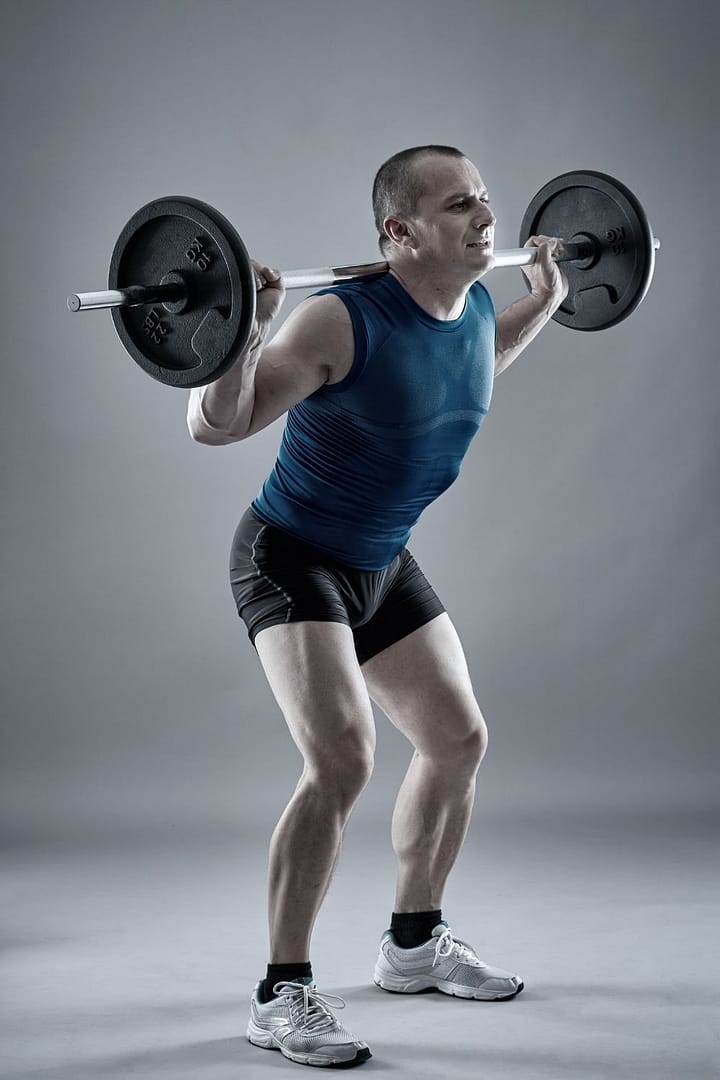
[67,170,659,389]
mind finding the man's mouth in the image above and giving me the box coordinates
[467,237,492,248]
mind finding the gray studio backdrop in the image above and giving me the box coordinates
[1,0,717,842]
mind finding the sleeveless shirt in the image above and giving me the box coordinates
[251,272,495,570]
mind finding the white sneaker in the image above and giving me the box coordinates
[373,921,524,1000]
[247,977,372,1068]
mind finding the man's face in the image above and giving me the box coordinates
[394,155,496,277]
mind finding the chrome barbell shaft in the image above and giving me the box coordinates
[281,237,659,286]
[69,237,662,313]
[279,248,561,288]
[67,282,186,312]
[64,245,563,312]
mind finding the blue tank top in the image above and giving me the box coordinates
[252,272,495,570]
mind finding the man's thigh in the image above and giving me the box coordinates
[360,613,486,756]
[255,620,376,763]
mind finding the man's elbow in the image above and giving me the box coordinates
[187,418,237,446]
[187,413,212,443]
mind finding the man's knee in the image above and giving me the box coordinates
[294,689,376,759]
[305,717,376,807]
[464,716,489,768]
[435,708,488,770]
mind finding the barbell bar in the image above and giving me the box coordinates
[67,171,660,388]
[67,241,598,314]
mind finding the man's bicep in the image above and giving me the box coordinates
[239,294,353,440]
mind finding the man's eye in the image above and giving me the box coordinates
[452,201,466,210]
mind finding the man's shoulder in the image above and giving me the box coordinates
[469,278,495,317]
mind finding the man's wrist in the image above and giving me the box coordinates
[527,288,564,318]
[246,325,265,354]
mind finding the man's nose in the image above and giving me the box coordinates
[474,204,495,229]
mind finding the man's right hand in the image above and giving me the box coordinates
[251,258,286,333]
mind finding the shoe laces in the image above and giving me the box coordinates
[273,981,347,1033]
[433,927,486,969]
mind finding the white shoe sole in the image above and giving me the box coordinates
[373,965,524,1001]
[247,1018,372,1067]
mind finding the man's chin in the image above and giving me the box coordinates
[465,248,495,276]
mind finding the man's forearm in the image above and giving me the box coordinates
[494,292,563,376]
[187,327,267,443]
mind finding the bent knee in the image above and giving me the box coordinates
[309,746,375,807]
[436,708,488,768]
[465,717,489,766]
[305,721,376,801]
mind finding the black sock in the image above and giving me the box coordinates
[390,909,443,949]
[261,961,313,1003]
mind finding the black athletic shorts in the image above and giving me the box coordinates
[229,506,446,666]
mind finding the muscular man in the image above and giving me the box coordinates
[187,145,568,1069]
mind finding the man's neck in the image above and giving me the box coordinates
[387,263,472,321]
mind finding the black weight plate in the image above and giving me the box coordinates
[519,171,656,331]
[109,197,256,387]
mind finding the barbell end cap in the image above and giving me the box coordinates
[67,294,81,312]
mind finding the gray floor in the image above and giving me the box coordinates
[2,809,718,1080]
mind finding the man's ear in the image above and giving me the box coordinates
[383,216,416,249]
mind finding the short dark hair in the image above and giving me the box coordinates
[372,145,466,255]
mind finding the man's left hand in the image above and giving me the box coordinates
[521,235,569,307]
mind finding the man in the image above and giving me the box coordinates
[187,145,568,1069]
